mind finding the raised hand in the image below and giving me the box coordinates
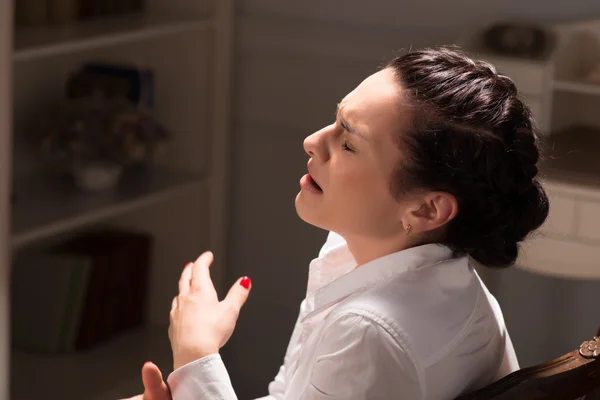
[169,251,252,370]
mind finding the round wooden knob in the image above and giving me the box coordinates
[579,336,600,359]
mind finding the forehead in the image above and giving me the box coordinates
[339,68,408,141]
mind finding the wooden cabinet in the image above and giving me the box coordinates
[0,1,233,399]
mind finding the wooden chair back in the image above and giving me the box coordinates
[455,328,600,400]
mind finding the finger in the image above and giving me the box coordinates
[190,251,217,297]
[118,396,143,400]
[223,276,252,315]
[171,296,177,311]
[178,262,193,294]
[142,362,170,400]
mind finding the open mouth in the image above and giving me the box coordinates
[308,174,322,191]
[300,173,323,194]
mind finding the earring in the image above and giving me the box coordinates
[405,224,412,236]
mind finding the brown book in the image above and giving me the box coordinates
[79,0,143,18]
[121,0,144,14]
[55,229,152,350]
[78,0,102,19]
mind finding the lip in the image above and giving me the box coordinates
[300,161,323,194]
[307,161,322,189]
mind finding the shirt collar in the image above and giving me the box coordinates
[305,238,455,319]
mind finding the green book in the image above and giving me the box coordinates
[11,252,92,353]
[58,255,92,353]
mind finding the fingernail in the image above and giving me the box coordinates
[240,276,251,289]
[185,262,193,269]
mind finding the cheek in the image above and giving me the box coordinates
[325,160,400,236]
[331,161,391,203]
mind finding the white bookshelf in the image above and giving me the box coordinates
[0,0,234,399]
[553,79,600,96]
[14,13,213,62]
[11,169,207,249]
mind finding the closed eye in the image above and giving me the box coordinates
[342,140,354,152]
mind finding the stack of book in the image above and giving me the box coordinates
[79,0,144,20]
[11,229,152,353]
[16,0,144,27]
[67,62,155,110]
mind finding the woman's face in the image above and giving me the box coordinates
[295,68,415,240]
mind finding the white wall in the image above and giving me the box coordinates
[238,0,600,29]
[224,2,600,397]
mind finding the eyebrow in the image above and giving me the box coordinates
[336,103,366,139]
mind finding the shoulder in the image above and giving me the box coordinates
[322,307,409,349]
[329,257,499,366]
[325,303,415,356]
[320,302,425,386]
[310,310,425,398]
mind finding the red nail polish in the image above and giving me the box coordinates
[240,276,251,289]
[185,262,193,269]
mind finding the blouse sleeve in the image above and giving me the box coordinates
[167,354,238,400]
[167,301,307,400]
[167,347,291,400]
[166,312,422,400]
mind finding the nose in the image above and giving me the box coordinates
[303,125,332,162]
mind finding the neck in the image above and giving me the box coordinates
[343,232,413,267]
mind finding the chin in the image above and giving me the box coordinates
[295,191,328,229]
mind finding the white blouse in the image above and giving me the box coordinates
[167,232,519,400]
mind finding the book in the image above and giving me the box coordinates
[56,229,152,350]
[67,62,155,110]
[79,0,143,19]
[11,252,92,353]
[11,228,152,353]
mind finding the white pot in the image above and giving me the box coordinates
[72,164,123,192]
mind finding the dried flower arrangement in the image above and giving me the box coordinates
[27,97,169,191]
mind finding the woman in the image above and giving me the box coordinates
[127,46,549,400]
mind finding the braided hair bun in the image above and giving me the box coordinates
[387,46,549,267]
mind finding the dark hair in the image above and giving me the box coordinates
[387,46,549,268]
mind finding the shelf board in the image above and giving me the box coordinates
[11,326,172,400]
[553,78,600,96]
[11,168,206,249]
[14,13,212,62]
[541,125,600,190]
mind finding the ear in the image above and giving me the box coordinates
[404,192,457,234]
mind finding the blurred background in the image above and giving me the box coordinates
[1,0,600,399]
